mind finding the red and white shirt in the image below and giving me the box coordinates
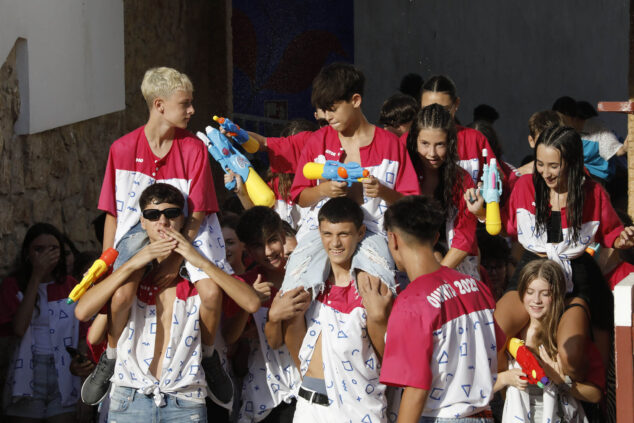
[505,174,623,290]
[98,126,230,280]
[298,281,389,422]
[381,267,503,419]
[267,131,313,174]
[113,277,207,405]
[0,276,85,407]
[291,125,420,237]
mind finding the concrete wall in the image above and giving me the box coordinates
[354,0,629,165]
[0,0,231,276]
[0,0,125,135]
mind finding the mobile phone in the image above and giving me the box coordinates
[65,346,89,363]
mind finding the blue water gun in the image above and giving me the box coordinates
[197,126,275,207]
[480,149,503,235]
[213,115,260,154]
[303,160,370,187]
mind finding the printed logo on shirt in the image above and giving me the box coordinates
[427,278,479,308]
[325,149,339,157]
[135,158,143,163]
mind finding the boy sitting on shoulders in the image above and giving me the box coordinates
[279,197,394,422]
[75,183,260,421]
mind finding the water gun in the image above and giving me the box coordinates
[67,248,118,304]
[303,160,370,187]
[585,242,600,257]
[507,337,549,388]
[197,126,275,207]
[213,115,260,154]
[480,149,503,235]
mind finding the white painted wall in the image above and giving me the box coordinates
[355,0,629,165]
[0,0,125,134]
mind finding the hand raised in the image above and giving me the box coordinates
[463,184,485,218]
[358,272,393,323]
[268,286,311,323]
[253,274,274,304]
[163,227,208,269]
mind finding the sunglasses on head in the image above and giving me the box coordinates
[142,207,183,221]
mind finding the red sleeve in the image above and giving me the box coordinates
[0,277,20,326]
[267,131,312,174]
[450,173,477,254]
[289,137,319,203]
[187,140,218,213]
[393,136,421,196]
[503,175,533,237]
[97,146,118,215]
[380,305,434,389]
[593,183,623,248]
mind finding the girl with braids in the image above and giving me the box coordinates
[0,223,92,422]
[465,125,634,384]
[496,260,604,423]
[407,104,479,278]
[408,74,501,184]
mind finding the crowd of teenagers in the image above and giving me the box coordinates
[1,63,633,423]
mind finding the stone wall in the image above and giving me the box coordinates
[0,0,231,276]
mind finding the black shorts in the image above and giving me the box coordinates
[506,250,614,330]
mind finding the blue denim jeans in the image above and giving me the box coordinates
[107,386,206,423]
[113,221,149,270]
[5,354,76,419]
[281,229,396,297]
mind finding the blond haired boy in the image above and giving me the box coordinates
[83,67,235,407]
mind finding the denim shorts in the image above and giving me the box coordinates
[4,354,76,419]
[113,221,149,270]
[108,386,206,423]
[281,229,396,297]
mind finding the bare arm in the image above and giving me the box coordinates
[284,309,308,370]
[247,131,267,150]
[440,247,468,269]
[103,213,117,251]
[265,287,311,349]
[86,313,108,346]
[167,227,260,314]
[397,386,428,423]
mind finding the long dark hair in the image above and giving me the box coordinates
[11,223,67,293]
[406,104,463,212]
[533,125,586,243]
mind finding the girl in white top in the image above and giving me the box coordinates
[495,259,604,423]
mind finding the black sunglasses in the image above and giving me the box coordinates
[142,207,183,221]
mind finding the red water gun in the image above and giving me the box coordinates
[507,337,549,388]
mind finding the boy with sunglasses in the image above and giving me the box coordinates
[89,67,234,407]
[75,183,260,422]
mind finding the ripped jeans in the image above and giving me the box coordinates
[281,229,396,297]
